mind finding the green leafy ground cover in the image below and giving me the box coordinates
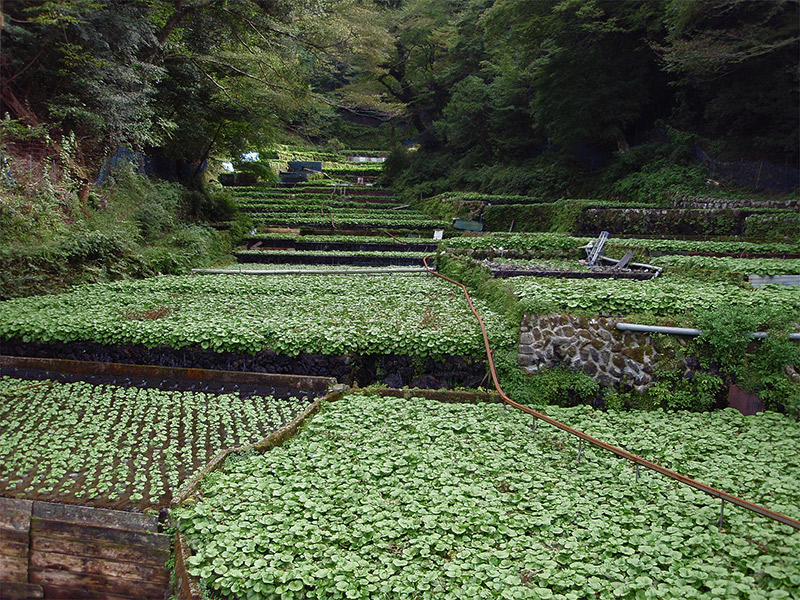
[239,200,402,211]
[445,233,592,252]
[511,277,800,317]
[0,377,307,510]
[247,234,438,244]
[0,274,512,356]
[229,184,446,229]
[176,393,800,600]
[438,192,550,205]
[489,258,592,272]
[445,233,800,256]
[269,146,386,162]
[240,210,435,222]
[241,198,396,207]
[650,256,800,277]
[243,212,447,229]
[235,189,389,197]
[619,239,800,255]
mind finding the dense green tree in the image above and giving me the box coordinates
[371,0,469,143]
[1,0,390,165]
[1,0,162,149]
[482,0,669,153]
[657,0,799,160]
[379,0,797,197]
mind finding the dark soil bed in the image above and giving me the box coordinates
[1,339,487,389]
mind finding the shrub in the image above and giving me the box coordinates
[646,370,726,412]
[523,366,600,407]
[692,304,800,416]
[236,161,277,184]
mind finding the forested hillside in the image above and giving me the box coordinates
[2,0,798,297]
[0,0,393,297]
[375,0,799,199]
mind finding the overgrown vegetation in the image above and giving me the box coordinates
[692,305,800,418]
[436,246,799,416]
[0,159,233,299]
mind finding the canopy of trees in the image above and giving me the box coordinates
[371,0,798,196]
[1,0,392,165]
[2,0,797,192]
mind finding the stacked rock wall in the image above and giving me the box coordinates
[518,314,661,390]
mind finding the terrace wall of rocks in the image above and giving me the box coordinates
[518,313,686,391]
[479,202,799,238]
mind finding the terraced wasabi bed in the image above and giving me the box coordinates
[175,393,800,600]
[0,377,309,509]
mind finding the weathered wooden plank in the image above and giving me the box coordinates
[30,570,167,599]
[0,355,335,394]
[32,502,157,533]
[31,536,168,567]
[30,520,170,552]
[173,532,203,600]
[0,498,32,532]
[38,587,133,600]
[30,550,168,584]
[0,535,28,558]
[0,554,27,582]
[0,527,28,556]
[0,582,44,600]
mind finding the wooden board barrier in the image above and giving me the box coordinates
[0,355,337,396]
[0,498,169,600]
[0,498,34,597]
[173,532,202,600]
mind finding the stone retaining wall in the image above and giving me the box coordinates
[518,314,663,391]
[672,194,799,210]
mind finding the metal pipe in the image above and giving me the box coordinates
[616,323,702,336]
[191,268,430,276]
[616,322,800,340]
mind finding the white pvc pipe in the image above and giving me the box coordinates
[616,322,800,340]
[191,267,430,276]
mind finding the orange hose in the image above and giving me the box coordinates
[422,254,800,530]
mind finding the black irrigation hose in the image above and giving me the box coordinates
[422,254,800,531]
